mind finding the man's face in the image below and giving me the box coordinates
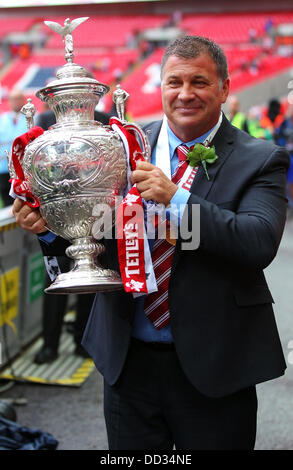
[161,53,230,142]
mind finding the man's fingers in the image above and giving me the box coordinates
[12,198,47,234]
[20,204,38,219]
[139,189,156,201]
[21,211,47,233]
[131,169,149,184]
[130,163,177,205]
[131,161,160,185]
[135,161,155,171]
[22,210,42,225]
[30,218,48,234]
[131,168,161,185]
[12,197,25,215]
[136,180,151,194]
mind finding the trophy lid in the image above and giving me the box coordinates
[36,17,110,101]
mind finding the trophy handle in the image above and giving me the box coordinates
[5,150,17,179]
[122,122,151,163]
[112,84,151,162]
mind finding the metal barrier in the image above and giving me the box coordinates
[0,206,44,367]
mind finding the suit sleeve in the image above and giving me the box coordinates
[185,147,289,269]
[38,234,70,257]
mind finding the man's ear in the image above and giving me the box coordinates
[221,77,230,104]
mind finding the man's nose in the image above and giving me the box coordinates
[178,83,195,101]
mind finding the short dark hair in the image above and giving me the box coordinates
[161,35,229,82]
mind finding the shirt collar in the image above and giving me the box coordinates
[167,121,217,158]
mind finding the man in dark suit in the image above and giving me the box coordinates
[13,36,288,450]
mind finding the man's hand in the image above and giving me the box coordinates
[12,198,47,234]
[131,161,178,206]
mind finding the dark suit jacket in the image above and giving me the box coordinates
[41,115,289,398]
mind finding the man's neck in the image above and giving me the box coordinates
[167,116,221,143]
[167,114,222,144]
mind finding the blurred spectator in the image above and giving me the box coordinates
[277,44,293,58]
[172,10,183,26]
[264,18,274,34]
[276,105,293,148]
[139,39,153,60]
[248,27,257,44]
[164,10,182,28]
[262,35,274,54]
[239,56,248,72]
[113,67,123,84]
[249,57,259,76]
[0,88,27,207]
[34,255,95,364]
[101,57,110,73]
[36,109,55,129]
[19,43,31,60]
[247,106,273,140]
[227,95,250,133]
[91,57,110,74]
[275,105,293,202]
[260,98,284,143]
[126,30,138,49]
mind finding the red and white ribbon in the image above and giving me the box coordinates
[116,185,147,293]
[110,117,157,295]
[9,126,44,208]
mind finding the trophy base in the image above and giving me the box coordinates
[45,268,123,294]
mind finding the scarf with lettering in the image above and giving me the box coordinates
[110,117,157,295]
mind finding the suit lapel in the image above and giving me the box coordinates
[144,117,235,268]
[144,120,162,151]
[188,114,234,200]
[145,116,235,202]
[172,115,235,266]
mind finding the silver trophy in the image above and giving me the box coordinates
[16,17,151,294]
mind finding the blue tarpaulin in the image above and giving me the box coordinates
[0,417,58,450]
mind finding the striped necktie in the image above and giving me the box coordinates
[144,144,195,329]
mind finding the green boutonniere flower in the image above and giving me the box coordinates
[187,143,218,180]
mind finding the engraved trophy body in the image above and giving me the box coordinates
[18,18,150,294]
